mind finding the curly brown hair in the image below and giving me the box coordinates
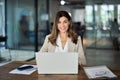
[48,11,78,46]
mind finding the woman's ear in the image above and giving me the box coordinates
[69,20,72,24]
[69,20,72,26]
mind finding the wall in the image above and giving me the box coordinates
[49,0,85,24]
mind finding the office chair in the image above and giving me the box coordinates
[0,36,11,62]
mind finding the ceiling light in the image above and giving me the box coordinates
[60,0,66,5]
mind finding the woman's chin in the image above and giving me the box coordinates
[60,31,67,33]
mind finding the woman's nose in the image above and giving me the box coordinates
[60,22,65,26]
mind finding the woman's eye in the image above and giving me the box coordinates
[64,21,67,23]
[64,20,69,23]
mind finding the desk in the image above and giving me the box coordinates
[0,61,120,80]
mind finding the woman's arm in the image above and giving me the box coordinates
[77,36,87,66]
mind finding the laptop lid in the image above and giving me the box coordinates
[35,52,78,74]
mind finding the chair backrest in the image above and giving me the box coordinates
[0,36,7,48]
[0,36,7,42]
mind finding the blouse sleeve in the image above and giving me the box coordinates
[39,35,49,52]
[77,36,87,65]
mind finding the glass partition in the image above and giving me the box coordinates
[6,0,35,50]
[118,5,120,24]
[85,3,120,49]
[0,1,5,36]
[6,0,50,50]
[38,0,50,50]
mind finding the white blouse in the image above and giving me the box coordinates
[55,35,68,52]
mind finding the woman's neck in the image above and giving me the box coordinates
[59,32,68,40]
[59,32,68,49]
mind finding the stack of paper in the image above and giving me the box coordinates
[9,64,37,75]
[83,66,117,79]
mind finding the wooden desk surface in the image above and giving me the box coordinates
[0,61,120,80]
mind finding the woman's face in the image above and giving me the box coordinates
[57,16,70,33]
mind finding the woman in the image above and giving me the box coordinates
[40,11,86,65]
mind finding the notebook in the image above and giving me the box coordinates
[35,52,78,74]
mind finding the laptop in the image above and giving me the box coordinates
[35,52,78,74]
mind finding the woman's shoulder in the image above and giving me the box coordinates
[45,34,51,38]
[77,36,82,43]
[77,36,81,40]
[44,34,53,40]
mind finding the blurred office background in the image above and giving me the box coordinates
[0,0,120,67]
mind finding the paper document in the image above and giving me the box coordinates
[83,66,117,79]
[9,64,37,75]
